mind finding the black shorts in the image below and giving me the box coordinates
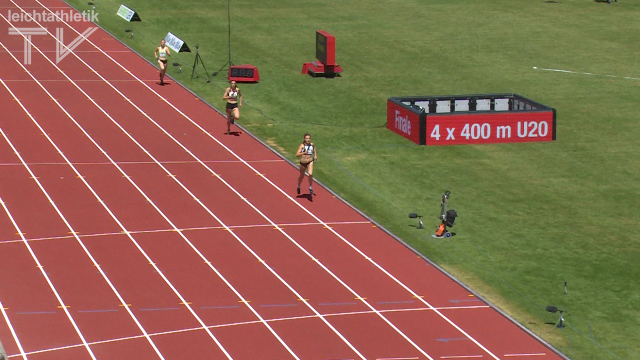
[159,59,167,64]
[226,102,238,110]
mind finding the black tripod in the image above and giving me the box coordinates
[213,0,233,76]
[191,45,211,82]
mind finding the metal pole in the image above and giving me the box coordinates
[227,0,232,66]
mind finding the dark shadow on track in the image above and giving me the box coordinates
[296,194,313,202]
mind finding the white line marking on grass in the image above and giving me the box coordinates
[532,66,640,81]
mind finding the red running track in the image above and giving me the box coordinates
[0,0,567,359]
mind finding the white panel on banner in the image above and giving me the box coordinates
[455,99,469,112]
[495,98,509,111]
[476,99,491,111]
[436,100,451,113]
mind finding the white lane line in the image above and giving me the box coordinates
[0,50,133,53]
[6,305,491,359]
[0,221,372,245]
[33,2,498,358]
[1,13,301,360]
[0,5,69,8]
[0,79,172,82]
[532,66,640,81]
[0,82,161,360]
[0,159,285,166]
[0,258,28,360]
[504,354,546,357]
[440,356,483,359]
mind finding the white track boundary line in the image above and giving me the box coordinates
[31,1,498,358]
[6,305,491,359]
[1,15,305,360]
[7,7,369,359]
[0,82,163,360]
[0,221,371,245]
[0,260,27,360]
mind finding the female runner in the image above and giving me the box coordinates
[222,80,242,134]
[296,133,318,195]
[154,39,171,85]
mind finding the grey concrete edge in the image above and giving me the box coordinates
[60,2,571,359]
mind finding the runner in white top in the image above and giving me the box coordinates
[296,133,318,196]
[223,80,242,135]
[154,39,171,85]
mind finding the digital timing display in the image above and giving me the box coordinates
[230,67,254,78]
[316,32,327,64]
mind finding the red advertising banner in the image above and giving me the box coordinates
[425,111,555,146]
[387,100,422,145]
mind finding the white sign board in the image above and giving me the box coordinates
[116,4,136,22]
[164,32,185,53]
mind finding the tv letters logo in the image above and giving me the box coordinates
[8,27,98,65]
